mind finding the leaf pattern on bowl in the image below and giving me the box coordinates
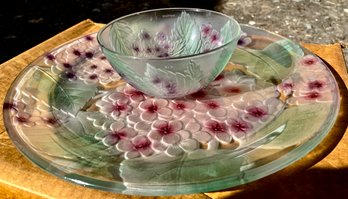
[108,11,238,58]
[144,60,204,97]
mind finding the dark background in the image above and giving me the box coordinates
[0,0,220,63]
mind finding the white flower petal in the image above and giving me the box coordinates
[194,104,208,113]
[163,134,181,145]
[177,130,190,139]
[148,130,162,141]
[152,141,167,152]
[152,120,167,129]
[208,139,219,150]
[102,135,119,146]
[185,122,201,133]
[127,114,141,124]
[140,147,154,156]
[165,145,184,157]
[154,99,168,108]
[108,92,126,102]
[215,132,233,144]
[110,121,125,131]
[116,140,133,151]
[94,131,110,140]
[122,127,137,138]
[192,131,212,143]
[134,121,150,132]
[208,108,227,118]
[179,139,199,152]
[157,107,172,116]
[141,111,157,121]
[125,151,140,159]
[170,121,183,132]
[139,100,152,110]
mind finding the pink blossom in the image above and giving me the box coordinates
[203,120,233,145]
[210,30,221,45]
[13,112,35,127]
[244,105,269,122]
[95,121,137,147]
[149,120,199,156]
[227,118,252,138]
[169,100,196,117]
[117,135,153,159]
[201,23,212,37]
[194,100,227,118]
[237,32,252,47]
[139,98,172,121]
[148,120,183,145]
[96,92,132,120]
[123,84,146,102]
[299,55,319,67]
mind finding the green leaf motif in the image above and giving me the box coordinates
[110,21,132,55]
[220,20,235,44]
[208,48,233,82]
[170,12,202,56]
[145,61,204,97]
[103,50,154,93]
[231,39,304,81]
[51,77,97,115]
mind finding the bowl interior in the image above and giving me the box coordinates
[98,8,241,59]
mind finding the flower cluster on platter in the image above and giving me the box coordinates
[6,33,336,160]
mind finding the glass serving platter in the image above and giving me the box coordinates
[3,25,340,196]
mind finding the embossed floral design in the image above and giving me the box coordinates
[299,55,320,67]
[277,79,294,96]
[95,121,137,147]
[191,120,233,150]
[210,70,256,97]
[169,100,196,118]
[139,98,172,121]
[201,23,212,37]
[149,120,199,156]
[117,84,146,102]
[227,118,253,138]
[13,112,35,127]
[237,32,252,47]
[194,99,227,118]
[244,102,270,122]
[116,135,154,159]
[96,92,132,120]
[148,120,182,144]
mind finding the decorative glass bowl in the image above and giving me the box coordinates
[97,8,241,98]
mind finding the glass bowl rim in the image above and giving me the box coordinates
[97,7,242,61]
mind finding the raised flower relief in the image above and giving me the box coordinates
[201,23,213,38]
[194,99,227,118]
[138,98,172,121]
[286,69,335,105]
[197,120,233,150]
[96,92,132,120]
[13,112,35,127]
[45,36,98,74]
[95,121,137,147]
[237,32,252,47]
[149,120,199,156]
[169,100,196,118]
[148,120,183,145]
[116,135,153,159]
[200,23,223,51]
[116,84,146,103]
[277,79,294,97]
[227,118,253,139]
[299,54,320,67]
